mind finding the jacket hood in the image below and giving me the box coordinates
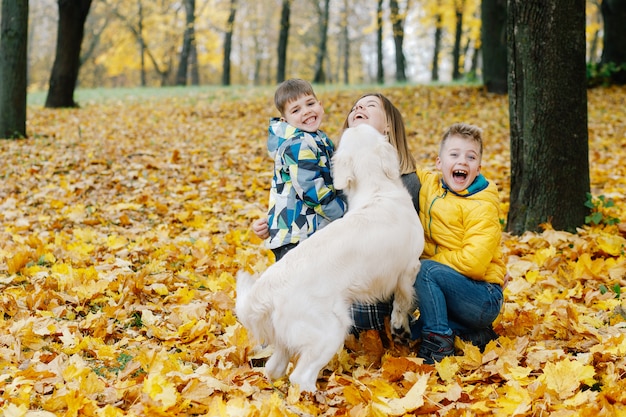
[268,117,298,158]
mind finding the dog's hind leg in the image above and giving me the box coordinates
[390,262,420,335]
[288,319,346,392]
[289,341,342,392]
[265,344,291,381]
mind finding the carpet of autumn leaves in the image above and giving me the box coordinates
[0,85,625,416]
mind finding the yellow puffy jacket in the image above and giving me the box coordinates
[417,169,506,286]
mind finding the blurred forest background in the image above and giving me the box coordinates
[21,0,615,91]
[2,0,625,232]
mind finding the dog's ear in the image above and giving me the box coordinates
[378,141,401,180]
[332,150,355,190]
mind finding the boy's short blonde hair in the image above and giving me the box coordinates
[441,122,484,157]
[274,79,317,116]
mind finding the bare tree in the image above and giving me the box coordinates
[176,0,196,86]
[339,0,350,84]
[376,0,384,84]
[431,7,442,82]
[222,0,237,85]
[276,0,291,83]
[451,0,464,80]
[507,0,589,233]
[0,0,28,138]
[312,0,330,83]
[481,0,507,93]
[45,0,92,108]
[107,0,172,86]
[389,0,407,82]
[600,0,626,84]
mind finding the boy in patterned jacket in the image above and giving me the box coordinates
[264,79,346,261]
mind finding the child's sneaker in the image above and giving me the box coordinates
[417,332,455,364]
[457,326,498,351]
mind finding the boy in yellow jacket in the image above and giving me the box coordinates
[412,122,506,364]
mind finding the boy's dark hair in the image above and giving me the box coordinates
[274,79,317,116]
[441,122,484,156]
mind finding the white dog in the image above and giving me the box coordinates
[236,124,424,392]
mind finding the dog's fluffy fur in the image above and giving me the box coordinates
[236,124,425,392]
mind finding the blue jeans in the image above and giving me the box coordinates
[410,260,503,339]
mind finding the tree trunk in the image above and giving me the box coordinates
[313,0,329,84]
[44,0,92,108]
[0,0,28,139]
[600,0,626,84]
[276,0,291,83]
[222,0,237,85]
[451,0,464,80]
[376,0,384,84]
[138,1,146,87]
[389,0,406,82]
[469,45,480,80]
[481,0,507,93]
[341,0,349,84]
[507,0,590,234]
[176,0,195,86]
[431,12,442,82]
[189,34,199,85]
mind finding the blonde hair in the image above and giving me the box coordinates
[342,93,417,175]
[440,122,483,157]
[274,79,317,116]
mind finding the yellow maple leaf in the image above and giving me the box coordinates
[142,372,179,408]
[540,357,596,399]
[492,381,532,416]
[435,355,459,383]
[7,251,33,274]
[106,234,128,250]
[534,246,557,267]
[372,373,429,416]
[343,385,364,405]
[596,233,625,256]
[496,363,531,386]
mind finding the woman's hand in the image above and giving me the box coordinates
[252,218,269,240]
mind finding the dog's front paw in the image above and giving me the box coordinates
[391,325,412,346]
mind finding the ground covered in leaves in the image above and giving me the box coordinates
[0,85,625,416]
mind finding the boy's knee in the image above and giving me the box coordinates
[416,259,437,280]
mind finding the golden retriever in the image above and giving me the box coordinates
[236,124,424,392]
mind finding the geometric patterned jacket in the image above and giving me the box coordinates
[266,118,347,250]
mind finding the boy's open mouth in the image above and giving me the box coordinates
[453,170,468,180]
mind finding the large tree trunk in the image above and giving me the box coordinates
[0,0,28,138]
[44,0,92,108]
[176,0,195,86]
[376,0,384,84]
[600,0,626,84]
[276,0,291,83]
[481,0,507,93]
[312,0,329,84]
[389,0,406,82]
[507,0,590,234]
[222,0,237,86]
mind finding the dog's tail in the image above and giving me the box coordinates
[235,270,274,343]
